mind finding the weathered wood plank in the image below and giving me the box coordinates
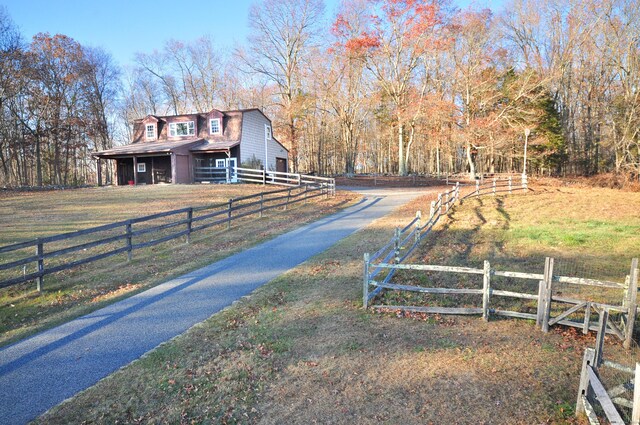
[483,260,490,321]
[556,275,625,289]
[371,305,483,315]
[608,380,633,398]
[553,296,627,312]
[493,270,544,280]
[625,258,639,349]
[576,348,596,417]
[549,302,587,326]
[363,253,370,309]
[587,366,626,425]
[492,310,537,320]
[542,257,554,333]
[371,282,483,295]
[603,360,635,375]
[581,396,600,425]
[611,397,633,409]
[375,263,484,275]
[492,289,538,300]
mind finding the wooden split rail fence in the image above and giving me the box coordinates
[576,311,640,424]
[364,176,526,309]
[363,175,638,346]
[0,182,333,292]
[193,165,336,196]
[364,257,638,348]
[235,167,336,195]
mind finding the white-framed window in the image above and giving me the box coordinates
[169,121,195,137]
[145,124,156,140]
[137,163,146,173]
[265,124,272,140]
[209,118,221,135]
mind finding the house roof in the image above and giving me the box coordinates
[94,138,205,158]
[190,140,240,152]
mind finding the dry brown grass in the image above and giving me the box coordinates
[35,183,633,425]
[0,184,358,346]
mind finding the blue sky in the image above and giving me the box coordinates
[3,0,504,69]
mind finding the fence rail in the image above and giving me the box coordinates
[364,177,525,307]
[235,167,335,195]
[364,257,638,347]
[0,182,333,292]
[576,316,640,425]
[363,175,638,347]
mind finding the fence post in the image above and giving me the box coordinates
[594,308,609,367]
[576,348,596,416]
[508,176,512,194]
[521,174,528,191]
[394,227,401,264]
[536,279,545,326]
[363,253,370,309]
[285,188,291,210]
[430,201,436,221]
[542,257,554,332]
[625,258,638,349]
[583,302,591,334]
[632,362,640,425]
[455,182,460,201]
[262,168,266,186]
[259,193,264,218]
[415,210,422,244]
[186,208,193,244]
[493,178,497,196]
[227,199,233,230]
[297,174,301,186]
[438,194,443,216]
[126,220,133,261]
[445,191,450,212]
[483,260,491,321]
[36,241,44,292]
[475,180,479,196]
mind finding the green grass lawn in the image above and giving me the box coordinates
[34,181,638,424]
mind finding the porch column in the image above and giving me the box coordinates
[133,156,138,185]
[96,158,103,186]
[171,153,177,184]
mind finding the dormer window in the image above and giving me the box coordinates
[169,121,195,137]
[145,124,156,140]
[209,118,221,135]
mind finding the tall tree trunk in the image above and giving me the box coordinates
[398,122,406,176]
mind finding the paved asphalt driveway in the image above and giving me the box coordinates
[0,188,429,424]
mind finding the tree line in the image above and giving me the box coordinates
[1,0,639,186]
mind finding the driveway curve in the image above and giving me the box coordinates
[0,187,432,424]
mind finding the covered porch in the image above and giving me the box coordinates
[94,139,203,185]
[191,141,240,183]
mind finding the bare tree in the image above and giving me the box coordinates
[237,0,325,172]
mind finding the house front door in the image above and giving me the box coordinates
[217,158,237,183]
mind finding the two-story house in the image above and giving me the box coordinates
[94,108,289,185]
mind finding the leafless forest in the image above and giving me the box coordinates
[1,0,639,186]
